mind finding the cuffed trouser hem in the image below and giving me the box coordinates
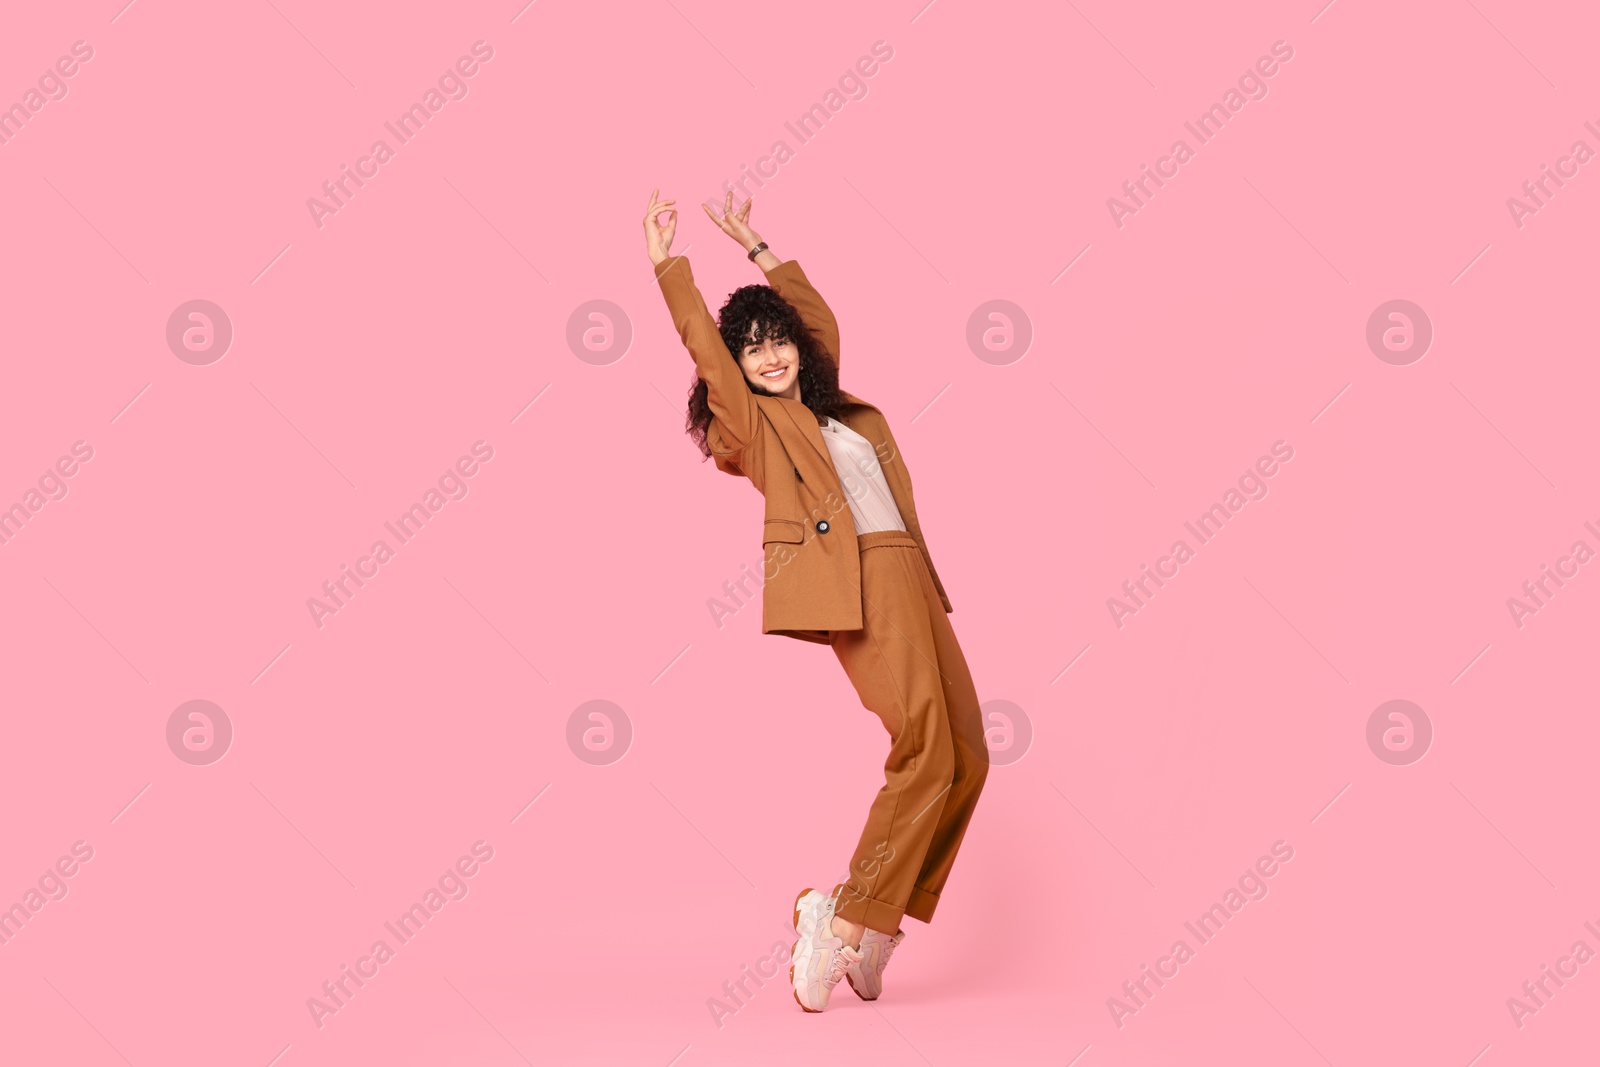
[904,886,940,924]
[832,890,905,935]
[833,884,942,932]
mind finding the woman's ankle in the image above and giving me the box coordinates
[829,913,866,950]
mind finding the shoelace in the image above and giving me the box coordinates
[825,948,858,985]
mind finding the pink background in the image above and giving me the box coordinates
[2,0,1597,1064]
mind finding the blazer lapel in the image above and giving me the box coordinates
[776,391,883,475]
[778,397,837,475]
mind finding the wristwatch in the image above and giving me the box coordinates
[747,241,769,261]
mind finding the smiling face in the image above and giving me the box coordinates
[737,321,801,402]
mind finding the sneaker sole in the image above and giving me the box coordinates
[790,887,822,1013]
[792,886,815,931]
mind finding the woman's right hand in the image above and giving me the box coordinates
[704,190,761,252]
[644,189,677,265]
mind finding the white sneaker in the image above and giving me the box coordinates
[845,926,905,1000]
[789,887,863,1013]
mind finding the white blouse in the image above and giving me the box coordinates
[819,416,907,534]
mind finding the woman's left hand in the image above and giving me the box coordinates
[704,190,761,252]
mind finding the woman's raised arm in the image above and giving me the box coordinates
[705,193,840,372]
[645,191,759,449]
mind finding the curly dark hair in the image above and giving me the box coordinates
[686,283,848,459]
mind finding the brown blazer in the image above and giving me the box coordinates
[653,254,953,644]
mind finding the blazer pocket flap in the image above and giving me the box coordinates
[762,519,806,545]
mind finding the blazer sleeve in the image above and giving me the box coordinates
[653,254,759,451]
[762,259,840,372]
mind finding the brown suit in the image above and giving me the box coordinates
[652,254,952,643]
[654,253,985,933]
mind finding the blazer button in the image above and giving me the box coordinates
[816,520,830,533]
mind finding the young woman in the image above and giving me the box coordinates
[644,190,989,1012]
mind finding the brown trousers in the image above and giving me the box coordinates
[829,530,988,933]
